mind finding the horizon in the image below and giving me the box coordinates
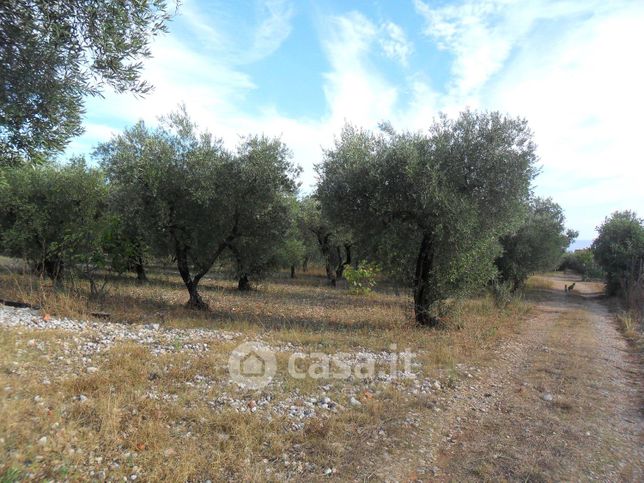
[64,0,644,240]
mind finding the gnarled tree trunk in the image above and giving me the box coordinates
[186,279,207,308]
[413,233,439,327]
[316,231,336,286]
[41,257,64,286]
[326,261,336,286]
[175,245,208,310]
[238,274,251,291]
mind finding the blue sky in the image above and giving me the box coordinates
[67,0,644,241]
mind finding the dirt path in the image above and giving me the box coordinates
[368,276,643,482]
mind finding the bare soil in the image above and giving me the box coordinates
[366,274,643,482]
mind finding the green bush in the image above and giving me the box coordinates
[558,249,604,281]
[490,279,515,308]
[344,262,380,295]
[592,211,644,297]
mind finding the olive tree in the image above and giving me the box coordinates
[299,195,352,285]
[496,197,577,290]
[96,110,299,307]
[219,137,300,290]
[0,159,108,286]
[317,111,537,326]
[592,211,644,300]
[0,0,172,166]
[269,197,307,279]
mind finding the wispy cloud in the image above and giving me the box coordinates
[411,0,644,236]
[321,12,399,128]
[180,0,294,64]
[249,0,295,62]
[379,21,413,66]
[67,0,644,238]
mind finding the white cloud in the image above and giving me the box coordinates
[67,1,644,238]
[321,12,399,129]
[413,0,644,237]
[249,0,295,62]
[74,1,295,149]
[179,0,294,64]
[379,21,413,66]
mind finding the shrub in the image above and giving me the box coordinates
[344,262,380,295]
[558,249,604,281]
[592,211,644,299]
[490,279,515,308]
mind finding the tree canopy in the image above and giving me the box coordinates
[592,210,644,299]
[96,109,299,308]
[317,111,538,325]
[496,197,577,290]
[0,159,108,283]
[0,0,172,166]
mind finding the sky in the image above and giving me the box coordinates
[66,0,644,241]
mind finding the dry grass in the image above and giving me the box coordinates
[616,311,643,352]
[525,275,556,291]
[617,311,637,338]
[0,262,533,480]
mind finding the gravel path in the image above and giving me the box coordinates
[365,277,643,482]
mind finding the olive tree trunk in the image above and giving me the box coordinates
[316,232,336,286]
[238,274,251,291]
[335,243,352,280]
[175,246,208,310]
[40,257,64,286]
[413,233,439,327]
[134,256,147,283]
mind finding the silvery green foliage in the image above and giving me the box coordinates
[95,108,299,305]
[496,197,577,290]
[0,159,108,283]
[317,110,537,325]
[592,210,644,297]
[0,0,172,166]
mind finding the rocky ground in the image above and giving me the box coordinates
[1,275,641,481]
[0,303,472,480]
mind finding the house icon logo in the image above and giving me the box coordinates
[228,341,277,389]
